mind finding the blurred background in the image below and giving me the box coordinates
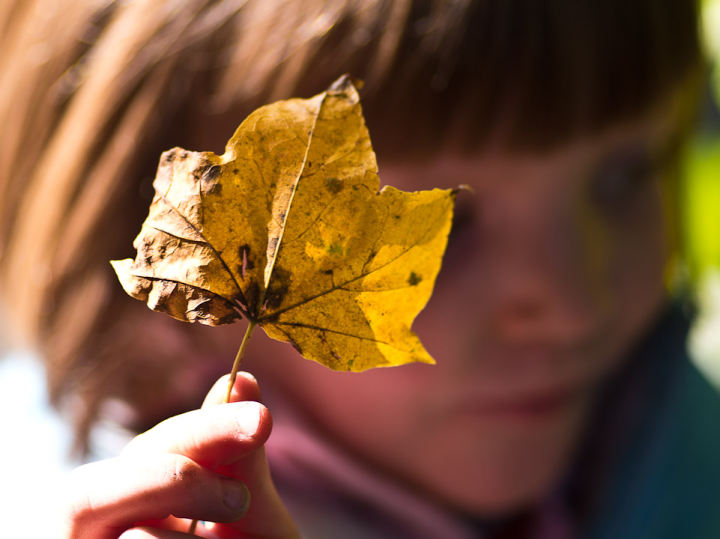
[684,0,720,385]
[1,0,720,534]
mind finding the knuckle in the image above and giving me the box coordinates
[119,528,154,539]
[163,455,202,490]
[121,432,146,455]
[60,463,103,531]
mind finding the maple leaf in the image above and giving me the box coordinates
[111,75,457,372]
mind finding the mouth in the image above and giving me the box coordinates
[454,388,582,424]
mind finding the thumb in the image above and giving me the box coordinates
[201,373,300,539]
[207,446,298,538]
[202,372,262,408]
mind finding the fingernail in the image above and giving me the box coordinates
[237,371,257,384]
[235,401,261,436]
[221,477,250,515]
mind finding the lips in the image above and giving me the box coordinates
[453,387,581,424]
[442,343,596,424]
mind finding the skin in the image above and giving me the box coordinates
[59,105,680,536]
[59,373,300,539]
[249,107,678,515]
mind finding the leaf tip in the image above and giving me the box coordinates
[109,258,131,276]
[110,258,150,302]
[452,184,475,196]
[328,74,364,93]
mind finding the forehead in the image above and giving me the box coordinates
[377,103,682,193]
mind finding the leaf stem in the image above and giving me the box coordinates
[224,320,257,404]
[187,320,258,535]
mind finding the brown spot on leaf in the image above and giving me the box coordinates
[268,236,280,256]
[326,243,343,256]
[287,336,303,356]
[239,244,250,279]
[264,266,291,311]
[109,75,452,373]
[325,177,344,194]
[199,164,222,195]
[239,244,255,275]
[245,281,261,318]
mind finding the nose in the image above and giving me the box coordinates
[480,195,609,348]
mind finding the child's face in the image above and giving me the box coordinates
[246,106,680,515]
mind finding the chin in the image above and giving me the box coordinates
[434,462,562,517]
[421,431,570,516]
[415,402,587,517]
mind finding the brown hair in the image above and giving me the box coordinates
[0,0,703,451]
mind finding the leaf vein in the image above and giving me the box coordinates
[272,322,395,347]
[261,91,329,290]
[258,203,448,321]
[159,195,247,305]
[130,273,246,315]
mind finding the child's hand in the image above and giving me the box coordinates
[60,372,300,539]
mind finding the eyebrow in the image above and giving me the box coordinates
[605,123,685,171]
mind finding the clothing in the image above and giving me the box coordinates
[264,303,720,538]
[582,304,720,539]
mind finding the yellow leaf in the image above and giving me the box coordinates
[112,75,457,372]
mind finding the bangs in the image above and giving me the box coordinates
[0,0,701,452]
[260,0,702,158]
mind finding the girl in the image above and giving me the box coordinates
[1,0,717,537]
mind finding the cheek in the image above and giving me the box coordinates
[249,329,436,447]
[603,185,669,349]
[613,192,668,303]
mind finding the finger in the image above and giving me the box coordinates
[120,527,196,539]
[62,454,249,539]
[123,401,271,469]
[205,447,299,539]
[203,372,262,408]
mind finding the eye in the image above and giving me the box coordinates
[590,145,659,212]
[445,194,476,256]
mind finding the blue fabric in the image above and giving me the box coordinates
[585,305,720,539]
